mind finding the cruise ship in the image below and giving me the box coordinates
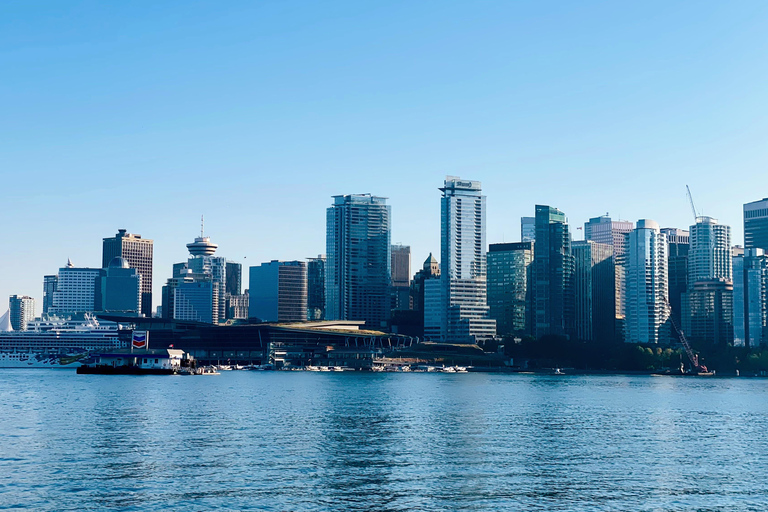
[0,314,128,368]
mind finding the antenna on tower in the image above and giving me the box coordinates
[201,215,205,237]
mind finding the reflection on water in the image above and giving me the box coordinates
[1,371,768,511]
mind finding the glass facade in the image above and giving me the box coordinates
[307,256,326,321]
[745,199,768,251]
[532,205,574,339]
[733,249,768,348]
[572,241,614,342]
[326,194,391,329]
[487,242,533,337]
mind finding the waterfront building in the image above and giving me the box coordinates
[682,217,733,344]
[532,205,575,339]
[744,198,768,251]
[326,194,391,329]
[102,229,153,316]
[487,242,533,337]
[42,275,57,316]
[307,255,326,321]
[100,257,142,313]
[50,260,103,316]
[572,241,614,343]
[584,215,633,340]
[249,261,308,323]
[437,177,495,343]
[733,248,768,348]
[624,220,670,344]
[660,228,690,326]
[521,217,535,243]
[9,295,35,331]
[391,244,412,311]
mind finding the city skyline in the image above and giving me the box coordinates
[2,1,768,314]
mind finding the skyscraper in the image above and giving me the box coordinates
[409,253,441,337]
[572,241,614,342]
[161,225,228,324]
[50,260,103,316]
[225,262,242,296]
[437,177,495,343]
[102,229,153,316]
[326,194,391,329]
[682,216,733,344]
[391,244,411,310]
[100,257,142,313]
[487,242,533,337]
[307,255,326,321]
[521,217,535,243]
[660,228,690,325]
[584,215,633,340]
[733,248,768,348]
[9,295,35,331]
[624,220,669,344]
[744,198,768,251]
[249,261,308,323]
[42,275,57,316]
[532,205,574,339]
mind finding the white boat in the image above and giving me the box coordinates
[0,316,124,369]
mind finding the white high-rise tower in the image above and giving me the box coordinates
[624,220,670,344]
[437,177,495,343]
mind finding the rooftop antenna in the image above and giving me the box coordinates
[201,215,205,238]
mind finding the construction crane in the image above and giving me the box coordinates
[686,184,699,222]
[664,297,708,374]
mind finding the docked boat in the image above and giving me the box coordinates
[76,347,195,375]
[0,315,125,369]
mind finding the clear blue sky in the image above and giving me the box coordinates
[2,1,767,315]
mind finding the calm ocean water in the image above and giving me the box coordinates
[2,371,768,511]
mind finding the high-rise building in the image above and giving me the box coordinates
[584,215,633,340]
[521,217,535,243]
[391,244,411,311]
[660,228,690,325]
[682,216,733,344]
[423,278,443,340]
[102,229,153,316]
[173,278,217,324]
[307,255,326,321]
[249,260,308,323]
[487,242,533,337]
[435,177,495,343]
[50,260,103,315]
[744,198,768,251]
[406,253,441,337]
[572,241,614,342]
[687,217,732,284]
[161,226,230,324]
[226,291,249,320]
[225,262,242,296]
[532,205,575,339]
[326,194,391,329]
[733,248,768,348]
[9,295,35,331]
[42,275,57,316]
[624,220,669,344]
[100,257,142,313]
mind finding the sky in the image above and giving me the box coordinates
[2,1,768,316]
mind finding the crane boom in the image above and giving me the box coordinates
[686,185,698,221]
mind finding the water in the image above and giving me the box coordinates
[2,371,768,511]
